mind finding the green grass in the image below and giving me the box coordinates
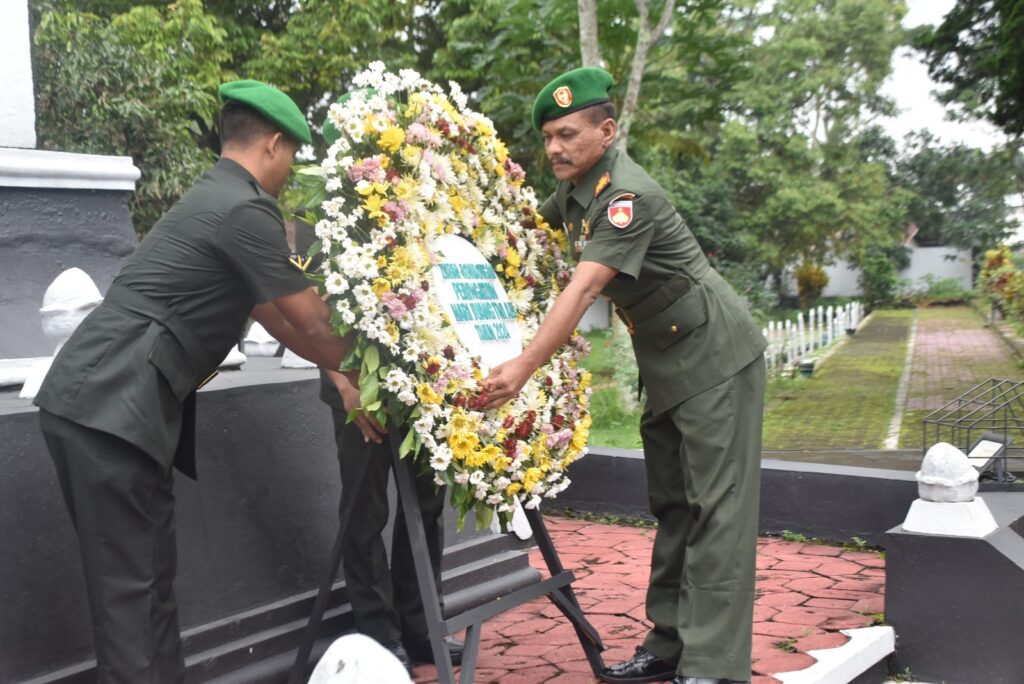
[580,329,643,448]
[762,310,914,449]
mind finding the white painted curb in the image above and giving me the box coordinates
[775,625,894,684]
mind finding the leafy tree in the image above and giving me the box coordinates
[896,131,1020,252]
[913,0,1024,137]
[33,0,230,235]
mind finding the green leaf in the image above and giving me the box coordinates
[359,372,379,409]
[362,345,380,375]
[365,400,382,412]
[474,504,494,531]
[399,428,417,457]
[307,239,322,257]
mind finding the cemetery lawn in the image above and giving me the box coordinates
[580,329,644,449]
[761,309,914,449]
[582,305,1021,455]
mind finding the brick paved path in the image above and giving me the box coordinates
[897,307,1021,448]
[904,307,1018,412]
[412,517,884,684]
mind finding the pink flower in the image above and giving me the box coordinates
[380,292,408,319]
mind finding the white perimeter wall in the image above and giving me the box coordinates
[0,0,36,149]
[822,246,973,297]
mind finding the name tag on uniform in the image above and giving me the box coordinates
[574,239,589,254]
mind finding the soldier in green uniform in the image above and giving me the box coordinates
[309,104,464,669]
[482,67,767,684]
[35,80,355,683]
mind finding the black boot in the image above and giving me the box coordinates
[600,646,676,683]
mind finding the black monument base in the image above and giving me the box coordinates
[886,492,1024,684]
[0,360,537,683]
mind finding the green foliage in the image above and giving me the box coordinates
[913,0,1024,137]
[855,244,909,309]
[774,638,798,653]
[896,132,1020,252]
[915,275,974,306]
[33,0,229,235]
[780,530,811,543]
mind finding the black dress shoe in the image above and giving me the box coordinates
[600,646,676,683]
[403,635,464,666]
[673,677,749,684]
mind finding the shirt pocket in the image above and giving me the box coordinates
[633,286,708,350]
[147,325,197,402]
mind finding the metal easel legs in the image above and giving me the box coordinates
[289,430,605,682]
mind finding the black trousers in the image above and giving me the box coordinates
[39,410,184,684]
[330,408,447,646]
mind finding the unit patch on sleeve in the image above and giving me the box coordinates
[607,193,635,229]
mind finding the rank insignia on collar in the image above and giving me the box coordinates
[289,253,312,271]
[608,193,635,229]
[594,171,611,198]
[553,86,573,108]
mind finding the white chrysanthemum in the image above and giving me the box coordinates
[325,273,348,295]
[429,446,451,471]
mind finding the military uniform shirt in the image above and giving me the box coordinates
[539,147,766,415]
[35,158,310,466]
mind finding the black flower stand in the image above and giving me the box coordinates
[288,428,606,684]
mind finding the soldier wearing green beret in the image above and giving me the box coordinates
[35,79,356,683]
[483,67,767,684]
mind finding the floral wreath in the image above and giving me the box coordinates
[305,63,591,528]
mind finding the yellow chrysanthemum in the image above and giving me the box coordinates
[505,247,521,269]
[416,383,443,405]
[363,193,387,221]
[448,429,479,460]
[506,482,523,496]
[493,140,509,164]
[377,255,388,269]
[523,467,544,492]
[378,126,405,153]
[371,278,391,297]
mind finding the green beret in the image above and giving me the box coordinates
[531,67,614,131]
[322,88,376,146]
[219,79,312,145]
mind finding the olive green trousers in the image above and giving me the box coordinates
[640,356,765,681]
[329,408,446,647]
[40,409,184,684]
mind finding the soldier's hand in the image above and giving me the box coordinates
[480,357,534,409]
[331,370,386,443]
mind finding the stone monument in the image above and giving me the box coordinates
[19,267,103,399]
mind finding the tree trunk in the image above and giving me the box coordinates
[617,0,676,151]
[578,0,601,67]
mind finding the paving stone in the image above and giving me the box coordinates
[757,591,808,608]
[797,545,843,557]
[752,651,817,675]
[792,631,850,652]
[804,597,856,610]
[851,595,885,614]
[783,576,835,592]
[418,518,885,684]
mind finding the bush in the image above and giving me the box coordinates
[858,247,904,309]
[795,262,829,309]
[913,275,974,306]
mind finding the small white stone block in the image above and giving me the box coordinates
[902,497,998,538]
[280,348,316,369]
[17,358,52,399]
[308,633,412,684]
[218,345,246,370]
[243,322,279,357]
[916,442,978,502]
[0,358,48,388]
[39,268,103,342]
